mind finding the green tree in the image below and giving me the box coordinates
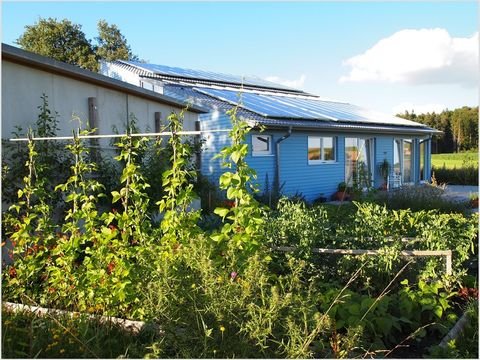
[397,107,478,153]
[16,18,139,72]
[96,19,138,62]
[16,18,98,71]
[451,107,478,151]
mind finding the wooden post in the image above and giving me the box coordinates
[445,250,452,276]
[154,112,162,133]
[88,98,97,130]
[88,97,99,162]
[194,120,202,171]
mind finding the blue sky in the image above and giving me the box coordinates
[2,1,478,115]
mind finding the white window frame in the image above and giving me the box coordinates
[308,136,336,164]
[394,138,415,184]
[252,134,273,156]
[344,137,375,188]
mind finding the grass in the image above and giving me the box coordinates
[431,152,478,169]
[1,307,160,358]
[431,152,479,185]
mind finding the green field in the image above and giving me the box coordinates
[431,151,479,169]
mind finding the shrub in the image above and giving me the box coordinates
[432,165,479,185]
[373,184,470,214]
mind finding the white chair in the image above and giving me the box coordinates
[387,173,402,190]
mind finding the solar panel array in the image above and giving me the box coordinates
[194,87,424,127]
[123,61,299,92]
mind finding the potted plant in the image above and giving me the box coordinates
[378,159,391,190]
[333,182,350,201]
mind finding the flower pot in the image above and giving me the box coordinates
[334,191,349,201]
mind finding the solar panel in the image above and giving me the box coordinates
[123,61,299,91]
[194,87,427,127]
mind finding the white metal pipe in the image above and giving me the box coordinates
[9,129,231,142]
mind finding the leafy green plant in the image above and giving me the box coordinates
[46,128,106,311]
[156,109,201,255]
[211,105,266,264]
[2,131,55,304]
[1,308,157,358]
[2,94,71,211]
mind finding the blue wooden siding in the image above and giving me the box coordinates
[197,108,432,202]
[199,111,232,183]
[279,133,345,201]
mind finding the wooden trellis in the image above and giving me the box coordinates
[273,246,453,275]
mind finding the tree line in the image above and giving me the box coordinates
[16,17,139,72]
[397,107,478,153]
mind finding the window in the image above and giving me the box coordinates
[345,137,374,188]
[252,135,272,155]
[394,139,415,184]
[308,136,336,163]
[419,139,428,181]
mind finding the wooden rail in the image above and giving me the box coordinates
[273,246,453,275]
[2,302,148,333]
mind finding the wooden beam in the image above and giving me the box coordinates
[273,246,453,275]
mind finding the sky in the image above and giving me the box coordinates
[1,0,478,115]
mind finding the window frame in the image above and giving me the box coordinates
[308,136,337,164]
[394,138,415,184]
[251,134,273,156]
[344,137,375,188]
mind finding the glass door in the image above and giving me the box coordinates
[345,138,374,189]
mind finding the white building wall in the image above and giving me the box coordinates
[1,60,196,140]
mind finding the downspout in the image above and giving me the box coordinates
[274,126,293,194]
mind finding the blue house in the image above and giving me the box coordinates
[102,61,440,202]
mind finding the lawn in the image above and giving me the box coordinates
[432,152,478,169]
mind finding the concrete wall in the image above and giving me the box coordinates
[1,61,198,141]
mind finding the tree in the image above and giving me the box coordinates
[16,18,98,72]
[16,18,139,72]
[451,107,478,151]
[96,20,138,62]
[397,107,478,153]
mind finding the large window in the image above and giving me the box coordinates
[394,139,415,184]
[308,136,336,163]
[252,135,272,156]
[345,137,374,188]
[419,139,428,181]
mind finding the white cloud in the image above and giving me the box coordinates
[265,74,306,89]
[340,29,478,87]
[392,102,448,115]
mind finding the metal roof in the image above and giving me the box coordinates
[117,60,304,94]
[164,85,440,135]
[194,87,430,128]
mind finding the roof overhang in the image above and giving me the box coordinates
[2,44,207,114]
[247,118,442,136]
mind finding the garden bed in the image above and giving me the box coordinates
[2,108,478,358]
